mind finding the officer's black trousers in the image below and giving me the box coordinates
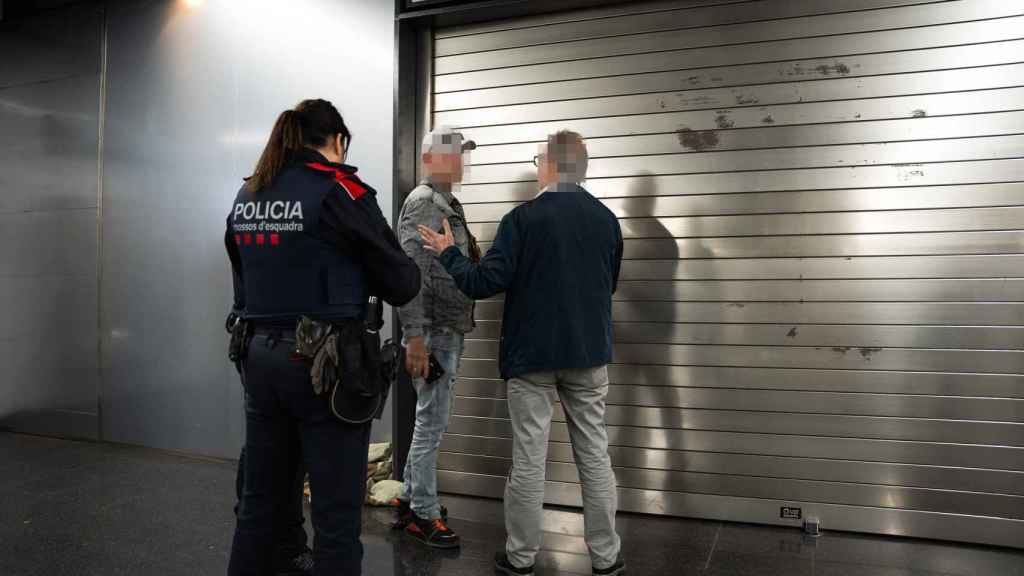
[229,334,371,576]
[235,438,308,565]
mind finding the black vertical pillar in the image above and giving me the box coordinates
[391,14,421,482]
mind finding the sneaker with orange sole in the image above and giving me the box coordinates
[405,513,460,549]
[390,499,448,529]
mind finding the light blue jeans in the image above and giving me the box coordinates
[401,329,464,520]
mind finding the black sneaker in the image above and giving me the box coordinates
[391,498,413,529]
[275,550,314,575]
[592,554,626,576]
[405,514,460,549]
[391,499,449,528]
[494,552,533,575]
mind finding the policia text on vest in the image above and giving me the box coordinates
[232,201,305,234]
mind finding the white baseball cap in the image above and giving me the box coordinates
[422,125,477,154]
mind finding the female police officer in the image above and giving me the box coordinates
[226,99,419,575]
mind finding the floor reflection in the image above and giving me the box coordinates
[3,433,1022,576]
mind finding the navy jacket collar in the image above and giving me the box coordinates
[538,182,586,197]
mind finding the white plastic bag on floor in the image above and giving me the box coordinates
[367,479,403,506]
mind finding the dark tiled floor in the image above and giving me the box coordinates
[1,432,1023,575]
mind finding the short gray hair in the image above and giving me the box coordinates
[545,130,588,183]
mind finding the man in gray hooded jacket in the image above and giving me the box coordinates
[393,126,480,549]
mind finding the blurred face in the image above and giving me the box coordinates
[423,151,464,183]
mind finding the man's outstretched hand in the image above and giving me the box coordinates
[419,219,455,256]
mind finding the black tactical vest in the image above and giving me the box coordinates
[230,164,367,323]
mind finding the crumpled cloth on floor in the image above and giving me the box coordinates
[367,442,392,464]
[365,441,398,505]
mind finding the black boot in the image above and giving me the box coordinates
[275,549,313,575]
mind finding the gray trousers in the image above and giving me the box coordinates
[504,365,621,570]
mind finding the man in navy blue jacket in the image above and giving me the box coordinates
[421,131,626,576]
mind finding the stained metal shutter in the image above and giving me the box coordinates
[430,0,1024,548]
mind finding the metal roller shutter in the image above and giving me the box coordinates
[428,0,1024,548]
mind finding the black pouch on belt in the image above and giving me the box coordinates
[334,297,387,398]
[336,322,367,395]
[360,297,386,399]
[227,313,253,366]
[329,297,395,423]
[329,320,382,424]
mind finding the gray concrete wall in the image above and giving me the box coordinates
[0,3,103,440]
[0,0,397,456]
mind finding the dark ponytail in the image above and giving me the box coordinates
[246,99,352,193]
